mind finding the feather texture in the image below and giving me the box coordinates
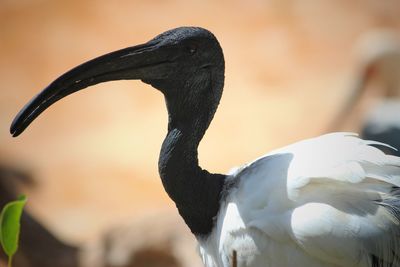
[199,133,400,267]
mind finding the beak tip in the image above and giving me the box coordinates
[11,131,20,138]
[10,127,18,137]
[10,119,22,137]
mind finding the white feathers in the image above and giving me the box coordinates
[199,133,400,267]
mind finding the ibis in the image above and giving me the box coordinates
[10,27,400,267]
[330,30,400,156]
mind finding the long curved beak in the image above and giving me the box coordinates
[10,40,174,137]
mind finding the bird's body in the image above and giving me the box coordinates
[10,27,400,267]
[198,132,400,267]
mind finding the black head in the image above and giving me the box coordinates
[10,27,225,137]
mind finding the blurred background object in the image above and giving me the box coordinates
[81,212,203,267]
[330,29,400,155]
[1,0,400,266]
[0,164,79,267]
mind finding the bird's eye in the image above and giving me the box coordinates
[187,45,197,55]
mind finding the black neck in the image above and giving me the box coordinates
[157,69,226,236]
[158,127,225,235]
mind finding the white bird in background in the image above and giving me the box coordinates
[10,27,400,267]
[330,29,400,156]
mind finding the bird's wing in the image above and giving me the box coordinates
[232,133,400,267]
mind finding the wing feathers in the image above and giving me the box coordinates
[236,133,400,266]
[290,134,400,266]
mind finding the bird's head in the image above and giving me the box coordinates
[10,27,225,137]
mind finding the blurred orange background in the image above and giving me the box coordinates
[1,0,400,251]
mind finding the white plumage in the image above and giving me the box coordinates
[199,132,400,267]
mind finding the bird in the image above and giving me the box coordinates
[329,29,400,156]
[10,27,400,267]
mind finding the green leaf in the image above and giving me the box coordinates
[0,195,27,259]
